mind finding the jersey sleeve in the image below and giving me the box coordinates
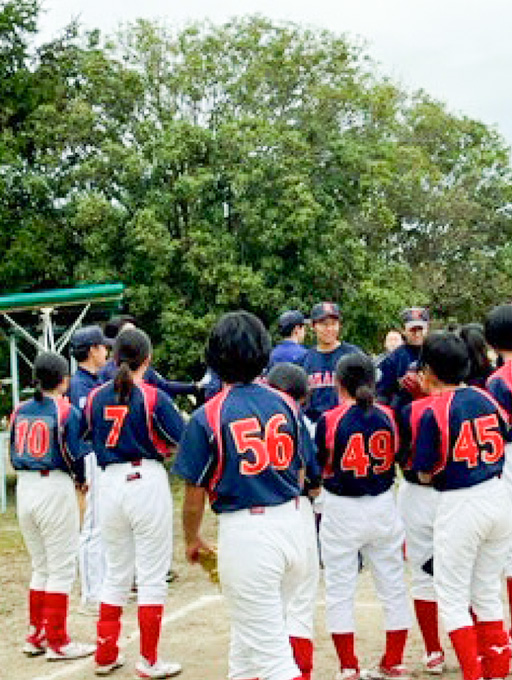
[62,405,86,484]
[173,413,216,487]
[487,377,512,423]
[153,392,185,445]
[376,354,396,404]
[410,408,441,474]
[145,366,196,398]
[314,415,329,472]
[300,415,321,488]
[396,404,412,468]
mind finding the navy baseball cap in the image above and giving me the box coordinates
[278,310,306,335]
[70,325,111,350]
[402,307,429,331]
[310,302,340,322]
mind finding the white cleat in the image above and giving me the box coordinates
[422,651,445,675]
[46,641,96,661]
[23,639,47,656]
[336,669,360,680]
[95,654,125,675]
[135,657,183,678]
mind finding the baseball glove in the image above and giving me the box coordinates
[197,548,219,584]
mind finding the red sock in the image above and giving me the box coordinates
[449,626,481,680]
[382,629,408,668]
[96,603,123,665]
[44,592,70,650]
[289,637,313,679]
[476,620,511,679]
[332,632,359,670]
[413,600,443,655]
[138,604,163,666]
[28,589,46,639]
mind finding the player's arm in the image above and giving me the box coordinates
[62,405,87,486]
[173,413,216,561]
[376,354,396,404]
[144,366,199,398]
[182,483,215,562]
[314,415,329,472]
[487,377,512,423]
[153,392,186,448]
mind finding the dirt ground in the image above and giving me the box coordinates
[0,479,462,680]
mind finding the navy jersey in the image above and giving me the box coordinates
[399,396,437,485]
[299,412,321,495]
[10,396,85,483]
[377,343,422,411]
[315,402,398,497]
[85,380,185,468]
[268,341,307,370]
[300,342,363,422]
[173,383,304,513]
[410,387,507,491]
[68,366,100,411]
[487,362,512,434]
[98,359,196,398]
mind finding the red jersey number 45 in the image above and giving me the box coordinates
[104,406,129,447]
[453,414,504,467]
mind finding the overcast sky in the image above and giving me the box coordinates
[37,0,512,147]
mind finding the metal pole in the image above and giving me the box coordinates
[9,334,19,408]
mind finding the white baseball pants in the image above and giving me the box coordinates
[17,470,79,593]
[397,479,440,601]
[286,496,319,640]
[218,498,308,680]
[79,453,105,605]
[98,459,173,606]
[321,488,411,633]
[434,475,512,632]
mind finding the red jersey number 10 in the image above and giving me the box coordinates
[230,414,295,476]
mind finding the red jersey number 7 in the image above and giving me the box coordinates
[104,405,129,447]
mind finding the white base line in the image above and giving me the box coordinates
[33,593,222,680]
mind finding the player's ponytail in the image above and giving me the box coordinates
[335,353,376,413]
[113,328,152,405]
[33,352,69,401]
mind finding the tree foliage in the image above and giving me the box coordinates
[1,4,511,382]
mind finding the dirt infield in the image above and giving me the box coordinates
[0,480,462,680]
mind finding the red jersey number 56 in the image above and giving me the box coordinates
[230,414,294,475]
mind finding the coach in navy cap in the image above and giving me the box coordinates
[267,310,308,370]
[377,306,430,410]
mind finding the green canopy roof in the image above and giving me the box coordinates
[0,283,124,313]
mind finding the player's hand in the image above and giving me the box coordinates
[75,481,88,494]
[308,486,322,499]
[399,371,427,400]
[186,536,215,564]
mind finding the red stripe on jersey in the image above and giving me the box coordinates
[84,382,110,432]
[204,386,232,499]
[322,402,352,477]
[138,382,170,456]
[405,396,436,470]
[429,391,455,476]
[54,395,72,471]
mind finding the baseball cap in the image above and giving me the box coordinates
[402,307,429,331]
[310,302,341,323]
[278,310,306,335]
[70,325,111,351]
